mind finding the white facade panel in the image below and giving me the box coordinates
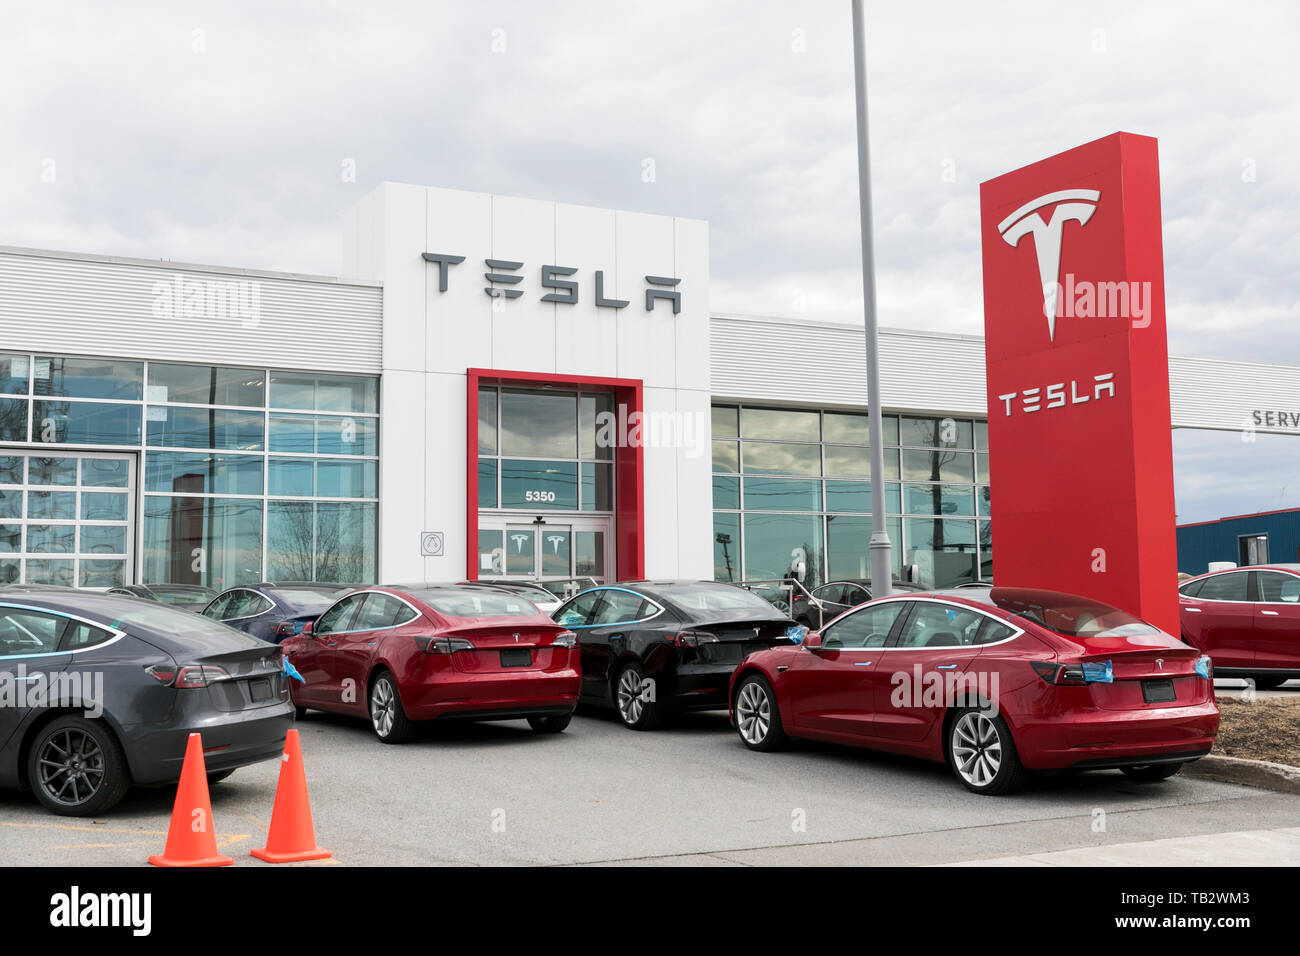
[0,247,382,374]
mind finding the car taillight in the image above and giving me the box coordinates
[675,630,719,647]
[146,663,231,688]
[1030,661,1088,685]
[275,620,307,637]
[551,630,578,648]
[413,635,476,654]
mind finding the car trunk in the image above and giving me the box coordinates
[198,645,286,712]
[686,617,794,666]
[444,617,571,674]
[1057,633,1208,711]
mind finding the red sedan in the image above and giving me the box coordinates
[282,585,581,742]
[1179,564,1300,690]
[728,587,1218,794]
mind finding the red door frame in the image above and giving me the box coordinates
[466,368,645,582]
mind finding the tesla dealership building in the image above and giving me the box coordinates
[0,182,1297,594]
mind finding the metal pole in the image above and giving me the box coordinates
[851,0,893,598]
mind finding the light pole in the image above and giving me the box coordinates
[851,0,893,598]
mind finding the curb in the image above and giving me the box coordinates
[1184,755,1300,793]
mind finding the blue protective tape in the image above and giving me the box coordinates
[1081,660,1113,683]
[1195,655,1212,679]
[786,624,807,645]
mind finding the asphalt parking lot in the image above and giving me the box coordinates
[2,702,1298,867]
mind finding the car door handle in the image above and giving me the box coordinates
[1261,610,1280,616]
[937,664,957,670]
[1185,608,1202,613]
[853,661,873,666]
[776,665,789,673]
[609,633,625,640]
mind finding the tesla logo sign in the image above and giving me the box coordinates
[979,132,1178,637]
[997,189,1100,340]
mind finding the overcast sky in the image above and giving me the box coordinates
[1,1,1297,530]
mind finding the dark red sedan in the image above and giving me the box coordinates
[1179,565,1300,690]
[728,587,1218,795]
[282,585,581,742]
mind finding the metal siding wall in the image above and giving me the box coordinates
[710,313,1300,431]
[1177,511,1300,573]
[0,249,382,374]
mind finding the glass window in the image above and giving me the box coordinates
[82,458,129,487]
[265,458,375,499]
[823,445,870,479]
[25,559,74,586]
[824,601,905,648]
[1178,577,1204,598]
[902,483,976,516]
[895,602,988,648]
[0,490,19,520]
[27,492,76,520]
[899,416,973,449]
[314,595,363,635]
[1195,571,1249,602]
[712,440,739,474]
[978,486,990,517]
[743,442,821,477]
[823,412,869,445]
[0,558,18,583]
[556,590,602,627]
[353,592,410,630]
[269,371,377,414]
[976,452,990,484]
[148,363,264,407]
[500,389,577,459]
[743,513,823,587]
[713,512,740,583]
[505,528,535,575]
[33,357,143,401]
[477,459,498,509]
[81,493,128,521]
[478,387,498,454]
[976,618,1016,645]
[742,407,819,441]
[741,477,820,512]
[827,514,902,579]
[500,460,578,511]
[34,400,141,446]
[0,399,27,442]
[0,606,66,655]
[1256,572,1300,603]
[266,500,376,584]
[62,619,116,649]
[81,525,127,554]
[142,496,264,589]
[711,405,738,438]
[713,476,739,511]
[268,457,313,497]
[580,393,614,461]
[28,525,75,553]
[414,588,538,618]
[901,449,975,483]
[904,518,979,588]
[0,457,23,484]
[0,354,29,395]
[974,421,988,449]
[580,462,613,511]
[268,414,376,457]
[575,530,605,578]
[29,456,77,486]
[147,406,262,450]
[824,480,901,515]
[0,525,20,552]
[592,589,653,626]
[148,452,263,496]
[478,529,504,576]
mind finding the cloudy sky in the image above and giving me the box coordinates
[1,0,1296,527]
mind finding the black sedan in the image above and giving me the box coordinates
[0,591,293,815]
[790,579,926,629]
[552,581,801,730]
[107,583,217,612]
[201,584,350,643]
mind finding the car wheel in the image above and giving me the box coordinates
[734,674,787,752]
[947,708,1027,795]
[527,713,572,734]
[1250,675,1288,691]
[369,671,416,744]
[207,769,236,784]
[615,662,662,730]
[1120,762,1184,782]
[27,716,132,817]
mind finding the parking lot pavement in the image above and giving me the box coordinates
[1214,678,1299,700]
[3,708,1298,867]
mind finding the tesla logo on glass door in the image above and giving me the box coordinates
[421,253,682,313]
[510,534,529,552]
[997,189,1101,340]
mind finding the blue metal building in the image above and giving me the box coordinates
[1177,508,1300,574]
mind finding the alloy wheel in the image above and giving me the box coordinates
[736,681,771,744]
[371,677,395,737]
[952,711,1002,788]
[617,669,649,725]
[36,728,106,809]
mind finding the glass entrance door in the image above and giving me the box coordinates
[477,517,612,587]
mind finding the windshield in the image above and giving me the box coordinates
[989,588,1160,638]
[149,587,216,606]
[100,602,256,639]
[656,583,778,613]
[412,589,540,618]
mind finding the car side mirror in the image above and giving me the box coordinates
[301,621,314,636]
[803,631,822,649]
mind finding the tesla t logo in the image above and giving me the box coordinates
[1155,658,1164,671]
[998,189,1101,340]
[510,534,529,552]
[546,535,565,554]
[512,633,520,642]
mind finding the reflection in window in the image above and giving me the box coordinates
[34,400,142,446]
[500,389,577,459]
[149,363,265,407]
[743,513,823,588]
[142,496,264,589]
[265,500,376,584]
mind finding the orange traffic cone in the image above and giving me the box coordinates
[251,729,330,863]
[148,733,233,867]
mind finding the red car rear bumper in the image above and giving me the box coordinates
[401,668,582,721]
[1012,701,1220,770]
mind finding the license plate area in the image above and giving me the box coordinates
[499,648,531,668]
[249,678,272,702]
[1142,678,1175,703]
